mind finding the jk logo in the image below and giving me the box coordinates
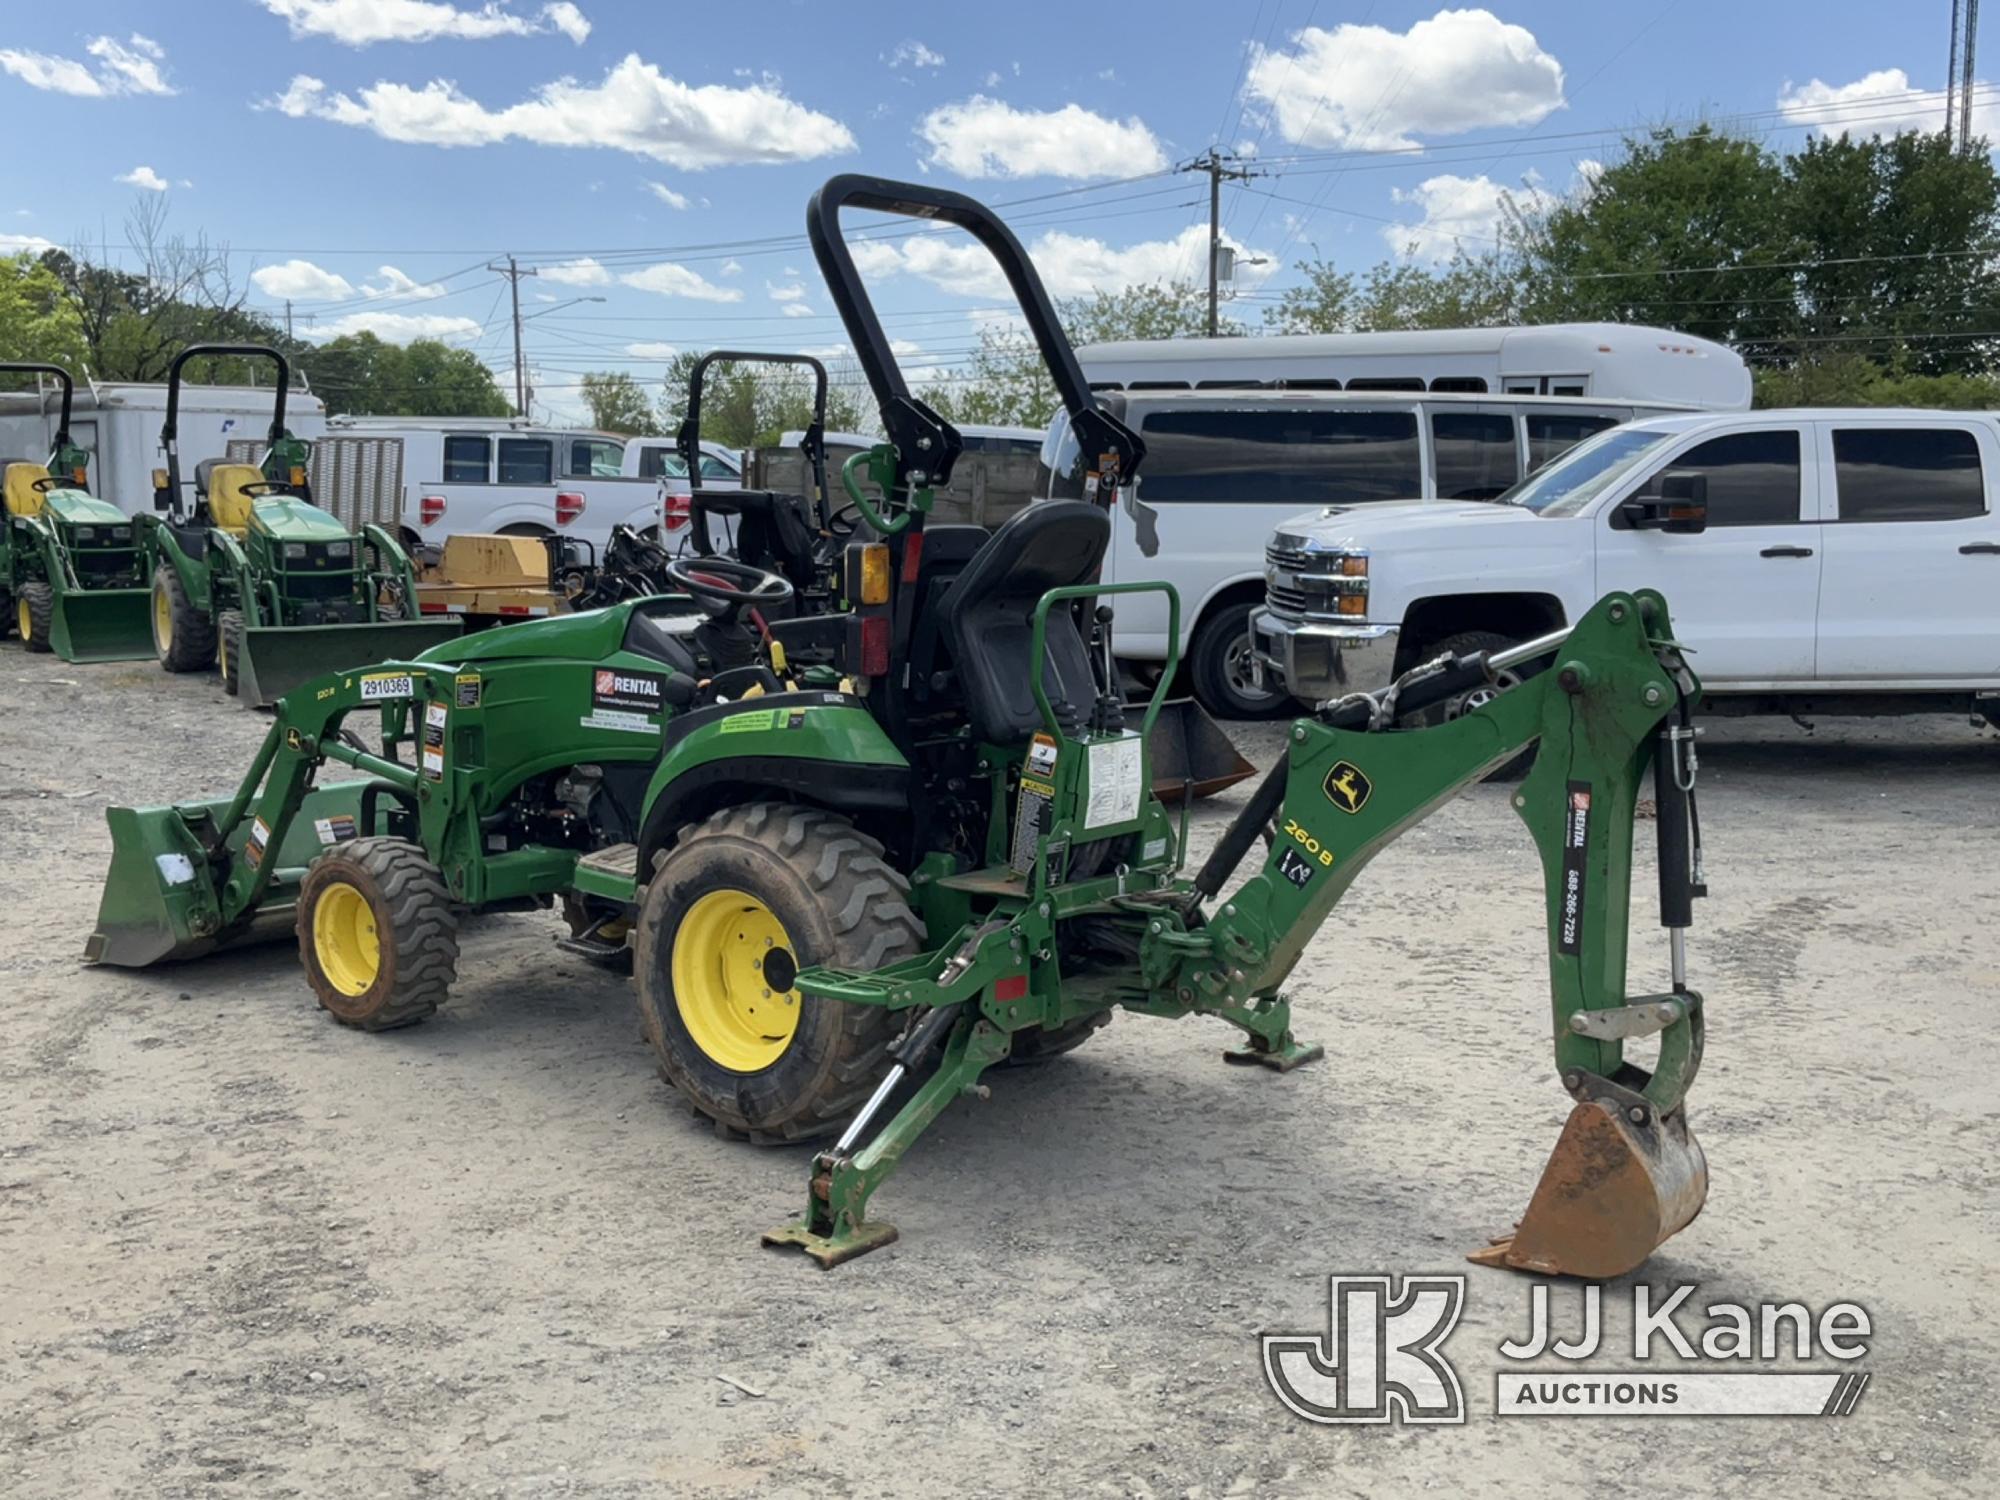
[1262,1275,1467,1425]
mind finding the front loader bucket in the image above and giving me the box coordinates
[85,782,375,967]
[50,586,153,662]
[1147,696,1256,803]
[237,620,464,708]
[1469,1101,1708,1280]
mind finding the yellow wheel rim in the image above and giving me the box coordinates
[152,580,173,651]
[313,882,381,997]
[16,597,27,640]
[671,888,802,1072]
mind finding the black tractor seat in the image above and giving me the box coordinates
[941,501,1109,745]
[691,488,823,595]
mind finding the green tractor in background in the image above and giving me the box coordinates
[0,361,153,660]
[139,343,460,706]
[87,177,1714,1282]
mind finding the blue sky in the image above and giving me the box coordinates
[0,1,1979,421]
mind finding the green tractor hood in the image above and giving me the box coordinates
[40,489,129,526]
[250,497,354,540]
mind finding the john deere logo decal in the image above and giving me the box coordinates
[1324,761,1372,815]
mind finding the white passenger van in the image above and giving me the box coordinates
[1036,389,1697,717]
[1076,323,1752,411]
[319,416,677,551]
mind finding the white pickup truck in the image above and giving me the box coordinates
[1251,408,2000,727]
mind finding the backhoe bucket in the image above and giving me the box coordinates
[85,782,374,968]
[237,619,463,708]
[1147,697,1256,803]
[1469,1101,1708,1280]
[50,586,153,662]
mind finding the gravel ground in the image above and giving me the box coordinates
[1,644,1995,1498]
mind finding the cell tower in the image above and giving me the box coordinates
[1948,0,1981,149]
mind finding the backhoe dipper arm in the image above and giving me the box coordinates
[1161,590,1710,1278]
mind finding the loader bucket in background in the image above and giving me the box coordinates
[1469,1101,1709,1280]
[1147,697,1257,803]
[50,587,154,663]
[237,619,464,708]
[85,781,375,968]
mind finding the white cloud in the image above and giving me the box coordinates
[267,55,856,168]
[766,281,806,302]
[305,310,483,341]
[364,265,445,299]
[259,1,592,47]
[621,262,743,302]
[719,258,743,276]
[116,165,171,192]
[645,180,690,209]
[0,33,174,97]
[918,96,1165,178]
[1245,8,1565,152]
[626,341,680,359]
[253,258,359,300]
[781,302,816,318]
[1776,69,1986,139]
[886,40,945,69]
[1381,172,1555,259]
[1,232,57,253]
[542,256,614,286]
[857,223,1274,300]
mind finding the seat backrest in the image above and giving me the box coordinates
[693,489,822,591]
[194,457,221,499]
[205,463,265,534]
[941,502,1110,745]
[3,462,49,519]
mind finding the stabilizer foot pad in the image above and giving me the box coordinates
[1222,1037,1325,1073]
[761,1219,900,1268]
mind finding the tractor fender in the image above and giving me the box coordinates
[636,693,911,866]
[139,517,213,615]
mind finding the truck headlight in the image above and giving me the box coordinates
[326,540,353,560]
[111,525,132,541]
[284,542,307,560]
[74,526,96,543]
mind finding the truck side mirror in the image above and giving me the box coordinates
[1619,470,1708,534]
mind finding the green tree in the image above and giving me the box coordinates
[655,352,867,448]
[0,253,88,369]
[1267,250,1519,333]
[299,333,510,418]
[578,370,661,434]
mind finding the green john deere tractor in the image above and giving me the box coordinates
[0,362,153,660]
[138,343,460,706]
[87,176,1714,1281]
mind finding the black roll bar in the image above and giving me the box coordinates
[674,348,831,510]
[158,344,293,514]
[805,173,1143,497]
[0,362,76,450]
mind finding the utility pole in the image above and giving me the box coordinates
[1948,0,1981,149]
[284,300,293,339]
[487,254,538,415]
[1181,151,1262,335]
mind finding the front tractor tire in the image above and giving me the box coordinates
[297,838,460,1032]
[217,609,244,696]
[634,804,924,1144]
[151,564,215,673]
[17,582,54,653]
[1423,629,1543,781]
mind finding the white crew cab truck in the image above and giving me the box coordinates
[1035,389,1697,717]
[1252,409,2000,727]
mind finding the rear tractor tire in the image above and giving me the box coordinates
[634,803,925,1144]
[151,564,215,673]
[217,610,244,696]
[17,582,54,653]
[1003,1010,1111,1066]
[297,837,460,1032]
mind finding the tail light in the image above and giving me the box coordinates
[663,491,691,532]
[420,494,448,527]
[858,615,890,677]
[556,491,586,527]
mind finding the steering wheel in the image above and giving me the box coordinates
[664,554,794,621]
[30,475,72,494]
[239,479,287,498]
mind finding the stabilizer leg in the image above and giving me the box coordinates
[763,1013,1011,1268]
[1215,993,1324,1072]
